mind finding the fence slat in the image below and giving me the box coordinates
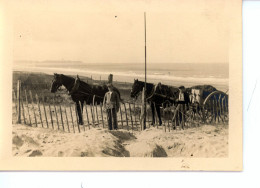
[84,103,90,128]
[69,106,75,133]
[181,104,184,129]
[16,80,21,123]
[49,104,54,129]
[75,105,81,133]
[133,103,137,128]
[64,107,70,133]
[100,103,105,128]
[153,102,158,128]
[163,104,166,132]
[24,90,32,126]
[128,103,134,131]
[90,104,95,126]
[119,104,123,129]
[21,95,26,125]
[123,103,129,131]
[59,105,65,131]
[29,90,38,127]
[167,104,170,132]
[13,90,18,114]
[222,96,226,122]
[146,103,149,126]
[92,95,96,125]
[212,100,215,123]
[95,102,99,126]
[54,104,59,130]
[42,96,49,128]
[218,94,222,119]
[35,94,43,127]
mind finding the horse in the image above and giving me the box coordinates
[130,79,186,126]
[50,73,121,125]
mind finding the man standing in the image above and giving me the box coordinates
[174,86,190,129]
[103,83,120,130]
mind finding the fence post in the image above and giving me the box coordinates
[16,80,21,123]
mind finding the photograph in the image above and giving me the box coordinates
[1,0,242,171]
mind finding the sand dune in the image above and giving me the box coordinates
[12,123,228,157]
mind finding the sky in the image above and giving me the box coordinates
[11,0,230,64]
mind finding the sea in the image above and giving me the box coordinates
[13,61,229,92]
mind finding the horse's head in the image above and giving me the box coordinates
[50,73,63,93]
[130,79,144,99]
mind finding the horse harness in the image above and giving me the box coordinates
[68,77,105,100]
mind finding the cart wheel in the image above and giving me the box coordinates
[202,91,228,124]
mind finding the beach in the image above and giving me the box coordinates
[12,123,228,157]
[12,65,229,158]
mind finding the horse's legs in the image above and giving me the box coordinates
[76,101,83,125]
[156,104,162,126]
[150,103,155,125]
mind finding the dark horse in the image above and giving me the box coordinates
[130,79,187,126]
[50,73,121,125]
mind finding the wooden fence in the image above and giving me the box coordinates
[13,80,229,134]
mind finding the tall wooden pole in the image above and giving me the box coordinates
[144,12,147,130]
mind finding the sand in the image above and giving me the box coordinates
[12,123,228,157]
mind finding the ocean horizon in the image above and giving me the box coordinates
[13,61,229,91]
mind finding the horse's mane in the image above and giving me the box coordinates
[59,74,107,95]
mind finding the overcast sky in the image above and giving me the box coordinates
[12,0,230,64]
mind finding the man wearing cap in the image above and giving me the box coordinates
[103,83,120,130]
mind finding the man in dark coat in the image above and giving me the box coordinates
[174,86,190,129]
[103,83,120,130]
